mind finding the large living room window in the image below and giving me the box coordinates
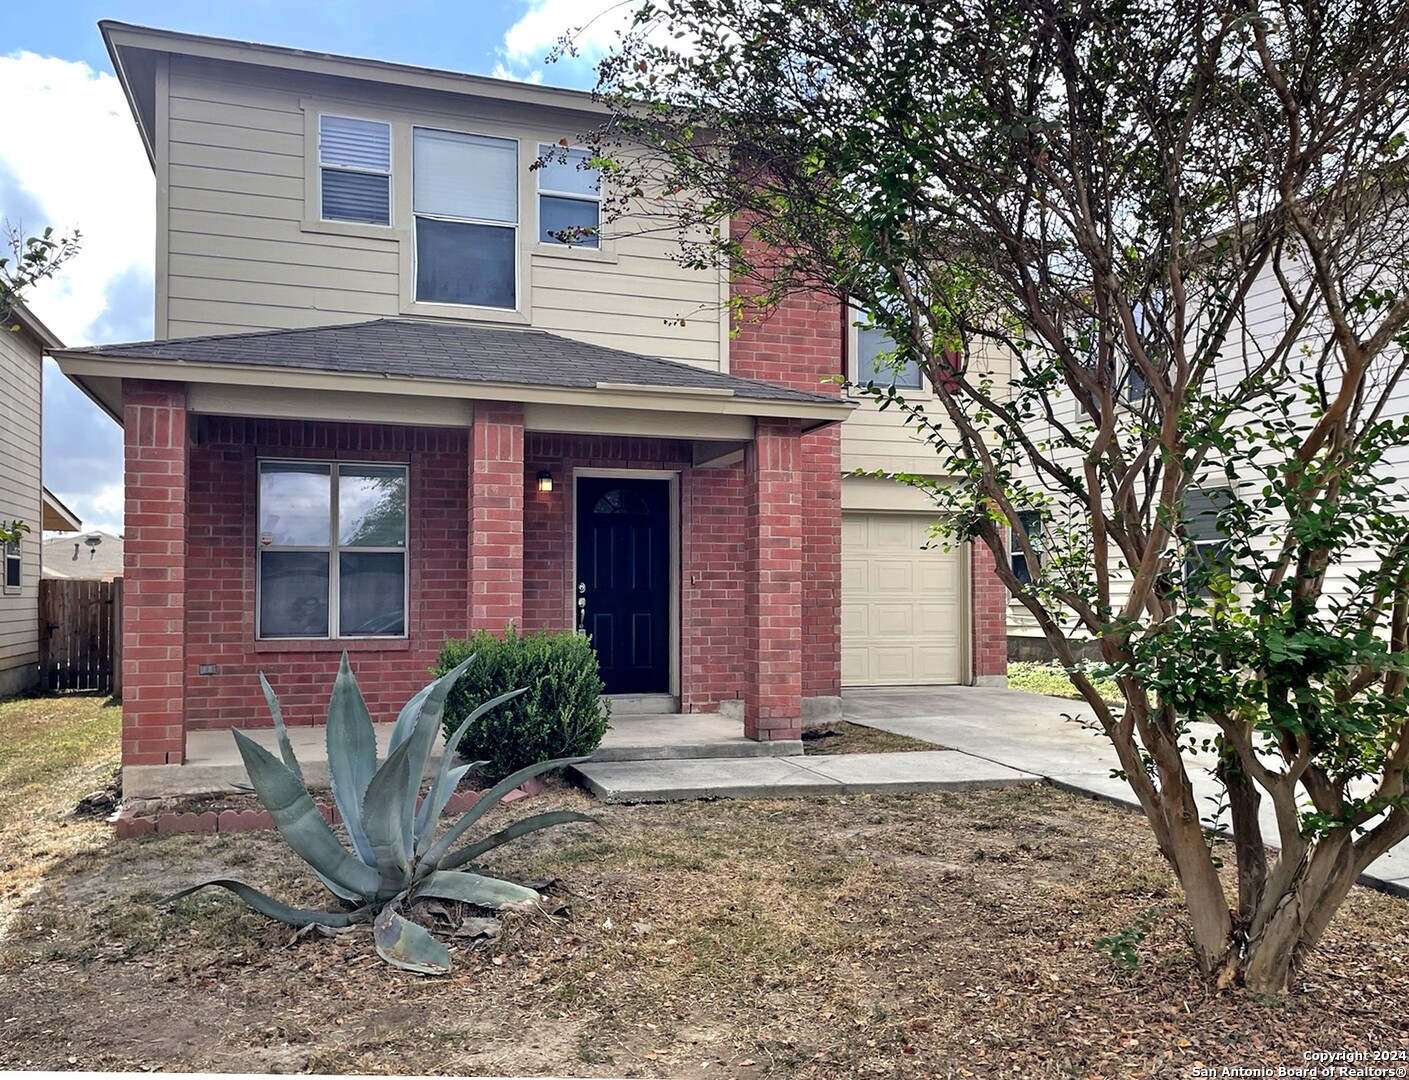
[413,127,518,309]
[318,115,392,226]
[257,461,408,639]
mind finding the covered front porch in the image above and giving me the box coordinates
[53,318,853,787]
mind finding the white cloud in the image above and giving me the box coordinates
[502,0,641,65]
[491,63,545,85]
[0,51,155,347]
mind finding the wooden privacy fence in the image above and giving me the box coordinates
[39,578,122,694]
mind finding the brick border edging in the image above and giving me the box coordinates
[110,776,548,839]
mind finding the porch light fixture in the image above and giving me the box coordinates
[535,470,554,493]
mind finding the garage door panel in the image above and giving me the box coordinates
[842,511,964,687]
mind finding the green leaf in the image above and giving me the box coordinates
[421,755,590,871]
[415,684,527,857]
[437,810,599,872]
[396,655,480,845]
[414,762,476,844]
[231,729,380,899]
[386,680,437,757]
[412,870,541,909]
[361,736,416,900]
[258,672,305,786]
[326,651,378,867]
[158,878,370,927]
[373,905,451,974]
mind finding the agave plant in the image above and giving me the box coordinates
[160,652,595,973]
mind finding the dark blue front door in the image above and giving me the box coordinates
[575,476,670,694]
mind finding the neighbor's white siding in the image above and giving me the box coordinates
[0,324,44,696]
[160,55,728,369]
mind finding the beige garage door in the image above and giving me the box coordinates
[841,512,965,686]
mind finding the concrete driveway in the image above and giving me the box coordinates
[844,685,1409,896]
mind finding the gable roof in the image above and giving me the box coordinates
[60,318,840,405]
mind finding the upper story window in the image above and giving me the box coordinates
[257,461,408,640]
[854,316,923,390]
[319,115,391,226]
[1181,487,1233,594]
[413,127,518,310]
[537,145,601,247]
[3,536,20,593]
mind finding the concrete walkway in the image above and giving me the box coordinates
[572,684,1409,898]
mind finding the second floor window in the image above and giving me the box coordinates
[413,127,518,309]
[1010,510,1043,585]
[257,461,408,639]
[319,115,391,226]
[538,145,601,247]
[856,320,923,390]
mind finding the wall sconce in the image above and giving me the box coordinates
[535,470,554,493]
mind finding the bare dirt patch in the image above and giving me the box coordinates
[801,721,945,755]
[1,782,1406,1078]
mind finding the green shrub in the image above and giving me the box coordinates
[437,628,609,779]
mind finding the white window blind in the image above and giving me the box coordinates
[319,115,391,226]
[413,129,518,223]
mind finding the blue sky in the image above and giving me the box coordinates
[4,0,625,534]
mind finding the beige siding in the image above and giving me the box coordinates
[161,56,726,369]
[0,326,43,696]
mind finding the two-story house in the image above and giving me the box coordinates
[52,22,1009,791]
[1,300,82,697]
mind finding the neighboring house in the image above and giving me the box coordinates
[52,22,1009,781]
[42,531,124,581]
[0,301,81,696]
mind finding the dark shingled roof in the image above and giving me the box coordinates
[67,318,842,406]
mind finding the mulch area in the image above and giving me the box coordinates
[1,782,1405,1078]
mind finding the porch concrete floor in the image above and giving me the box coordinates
[123,710,801,799]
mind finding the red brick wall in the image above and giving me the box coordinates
[182,417,469,732]
[970,543,1009,680]
[122,381,190,765]
[469,403,524,632]
[744,420,804,739]
[729,286,845,701]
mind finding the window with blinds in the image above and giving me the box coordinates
[537,144,601,247]
[413,127,519,309]
[319,115,392,226]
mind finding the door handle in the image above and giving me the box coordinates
[576,581,587,634]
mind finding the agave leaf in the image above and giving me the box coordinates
[158,878,370,927]
[385,680,437,757]
[413,762,475,845]
[373,905,451,974]
[326,651,378,867]
[436,811,599,873]
[361,736,417,900]
[258,671,305,786]
[232,729,380,899]
[412,870,541,910]
[421,755,590,872]
[397,656,484,829]
[413,686,526,856]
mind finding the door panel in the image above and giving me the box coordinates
[576,476,671,694]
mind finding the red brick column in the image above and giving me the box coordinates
[468,402,524,633]
[970,543,1009,684]
[122,381,189,766]
[744,419,804,740]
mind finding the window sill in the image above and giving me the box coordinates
[253,637,412,653]
[531,244,619,265]
[299,216,397,242]
[398,298,531,324]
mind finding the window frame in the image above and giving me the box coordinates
[255,459,410,642]
[410,125,521,312]
[317,113,393,227]
[536,143,602,249]
[848,306,927,393]
[2,536,20,595]
[1009,510,1043,586]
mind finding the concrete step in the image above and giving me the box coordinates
[591,711,801,762]
[570,750,1040,804]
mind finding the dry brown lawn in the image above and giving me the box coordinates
[0,694,1406,1078]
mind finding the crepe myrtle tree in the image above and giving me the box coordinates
[572,0,1409,993]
